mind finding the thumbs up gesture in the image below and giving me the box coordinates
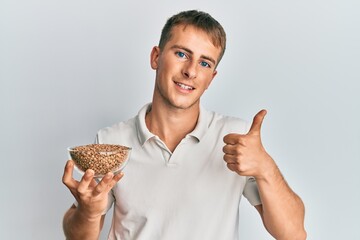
[223,110,274,178]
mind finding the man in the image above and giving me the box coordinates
[63,10,306,240]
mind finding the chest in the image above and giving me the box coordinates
[112,138,246,220]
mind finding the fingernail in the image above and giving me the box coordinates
[86,169,94,176]
[105,172,113,179]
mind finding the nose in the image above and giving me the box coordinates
[182,61,197,79]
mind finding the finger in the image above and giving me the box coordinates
[89,177,98,188]
[77,169,95,193]
[93,172,115,196]
[223,133,243,145]
[113,172,125,182]
[248,109,267,135]
[62,160,78,189]
[223,153,238,164]
[93,172,124,196]
[226,162,239,172]
[223,144,240,155]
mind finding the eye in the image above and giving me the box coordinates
[176,51,187,59]
[200,61,211,68]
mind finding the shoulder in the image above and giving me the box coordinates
[96,103,151,145]
[96,116,137,143]
[206,109,249,135]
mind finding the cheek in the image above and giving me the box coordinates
[158,59,177,75]
[201,73,214,89]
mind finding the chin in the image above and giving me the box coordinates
[169,99,199,110]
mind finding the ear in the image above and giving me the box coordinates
[150,46,160,70]
[205,70,217,89]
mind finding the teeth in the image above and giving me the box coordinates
[177,82,194,90]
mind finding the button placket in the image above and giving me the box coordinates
[153,136,172,163]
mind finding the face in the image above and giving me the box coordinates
[150,24,221,110]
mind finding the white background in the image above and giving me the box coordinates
[1,0,359,239]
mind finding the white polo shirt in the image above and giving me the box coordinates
[96,103,261,240]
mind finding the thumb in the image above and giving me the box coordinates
[248,109,267,135]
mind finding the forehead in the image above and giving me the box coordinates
[165,25,221,59]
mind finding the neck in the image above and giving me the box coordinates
[145,102,200,152]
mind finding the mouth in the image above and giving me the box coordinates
[174,81,195,91]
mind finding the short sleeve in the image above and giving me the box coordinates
[243,177,262,206]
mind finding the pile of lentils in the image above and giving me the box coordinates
[69,144,130,175]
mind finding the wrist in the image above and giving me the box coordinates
[255,156,280,183]
[76,205,103,223]
[64,207,102,240]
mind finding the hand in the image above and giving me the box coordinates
[223,110,274,179]
[62,160,124,219]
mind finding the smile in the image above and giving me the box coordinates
[175,82,195,90]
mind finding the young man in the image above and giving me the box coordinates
[63,10,306,240]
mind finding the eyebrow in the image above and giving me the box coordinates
[171,44,217,66]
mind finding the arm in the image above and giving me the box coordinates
[62,160,123,240]
[254,159,306,239]
[223,110,306,239]
[63,204,105,240]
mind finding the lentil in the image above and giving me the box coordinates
[69,144,130,176]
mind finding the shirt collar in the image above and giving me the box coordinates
[136,103,212,146]
[187,104,212,141]
[136,103,155,146]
